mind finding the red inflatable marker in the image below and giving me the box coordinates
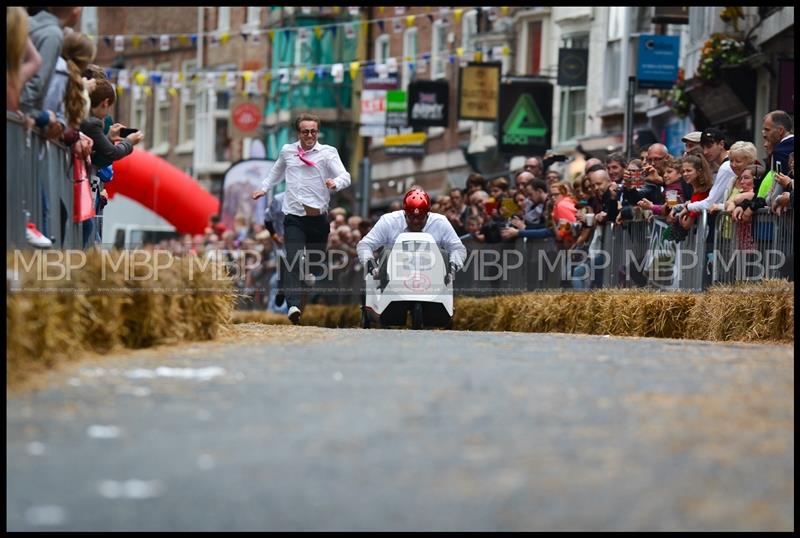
[106,149,219,235]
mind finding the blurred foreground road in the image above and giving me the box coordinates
[6,324,794,531]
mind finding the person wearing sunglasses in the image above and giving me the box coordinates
[251,112,351,325]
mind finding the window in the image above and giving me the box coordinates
[294,27,312,67]
[431,20,447,80]
[153,62,171,150]
[213,84,232,164]
[246,7,261,28]
[402,28,417,90]
[375,34,390,64]
[131,85,147,150]
[559,34,588,142]
[179,60,197,146]
[527,21,542,75]
[80,6,97,37]
[462,9,478,54]
[217,7,230,32]
[605,7,625,102]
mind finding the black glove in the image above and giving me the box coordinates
[444,262,458,285]
[366,259,379,278]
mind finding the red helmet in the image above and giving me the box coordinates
[403,189,431,217]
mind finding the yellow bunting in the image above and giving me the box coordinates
[378,7,385,14]
[143,86,152,97]
[332,6,340,14]
[267,30,275,42]
[178,35,189,46]
[135,72,146,85]
[474,51,482,62]
[349,61,359,81]
[132,36,141,48]
[314,26,322,39]
[406,15,415,27]
[177,71,184,82]
[501,7,509,16]
[307,69,315,82]
[243,70,253,82]
[454,8,463,23]
[456,47,464,58]
[116,86,124,96]
[502,46,510,57]
[168,87,178,97]
[220,31,229,44]
[297,67,306,81]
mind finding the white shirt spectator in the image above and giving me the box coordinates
[357,210,468,270]
[687,159,736,212]
[259,141,351,217]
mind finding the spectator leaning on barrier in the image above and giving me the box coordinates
[588,167,619,227]
[606,152,627,187]
[759,111,794,203]
[7,7,42,115]
[674,152,714,232]
[638,157,686,218]
[20,7,82,140]
[676,128,736,220]
[80,78,144,247]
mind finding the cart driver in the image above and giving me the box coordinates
[357,188,467,283]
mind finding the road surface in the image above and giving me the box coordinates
[6,324,794,531]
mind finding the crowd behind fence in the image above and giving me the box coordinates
[7,116,794,305]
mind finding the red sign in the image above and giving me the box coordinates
[232,102,262,133]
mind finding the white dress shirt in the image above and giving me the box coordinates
[357,211,468,270]
[687,159,736,212]
[260,141,351,217]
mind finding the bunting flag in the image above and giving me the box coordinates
[456,47,464,58]
[190,34,197,46]
[160,34,170,51]
[314,26,322,39]
[135,71,147,86]
[143,86,152,97]
[104,36,112,48]
[132,35,141,48]
[149,35,158,47]
[386,57,398,74]
[406,15,415,28]
[267,30,275,42]
[118,69,130,89]
[501,7,510,16]
[395,7,405,15]
[331,63,344,83]
[349,61,359,81]
[114,35,124,52]
[220,31,230,44]
[116,86,124,96]
[348,7,359,16]
[454,9,463,24]
[377,20,385,33]
[345,23,356,40]
[178,34,190,46]
[378,7,385,14]
[392,17,403,33]
[426,14,434,24]
[474,51,482,62]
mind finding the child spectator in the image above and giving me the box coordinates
[80,78,144,246]
[673,152,714,232]
[639,157,686,217]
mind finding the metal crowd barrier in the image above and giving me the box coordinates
[6,113,82,250]
[712,207,794,284]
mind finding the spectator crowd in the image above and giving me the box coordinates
[7,7,794,310]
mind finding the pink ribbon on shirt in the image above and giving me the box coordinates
[297,146,316,167]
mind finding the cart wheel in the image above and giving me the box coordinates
[411,302,424,330]
[361,306,371,329]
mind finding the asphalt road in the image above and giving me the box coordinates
[6,324,794,531]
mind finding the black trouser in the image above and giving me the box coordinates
[282,214,329,309]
